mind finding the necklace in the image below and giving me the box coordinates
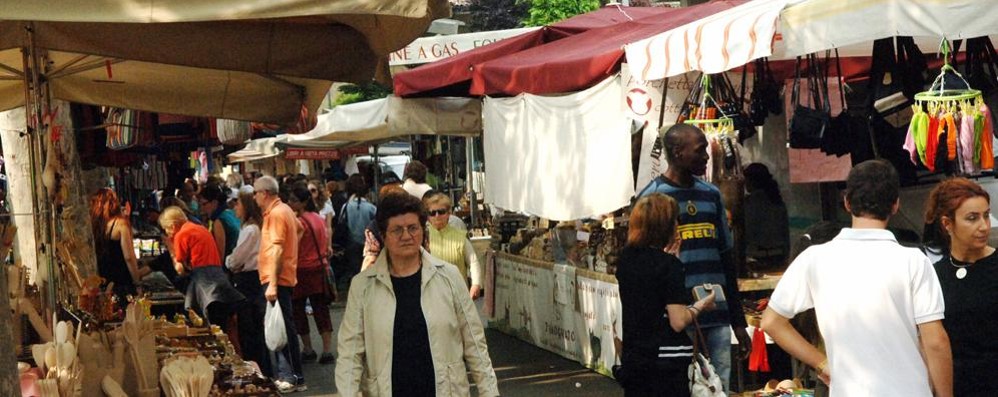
[950,256,973,280]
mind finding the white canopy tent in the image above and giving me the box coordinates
[625,0,998,82]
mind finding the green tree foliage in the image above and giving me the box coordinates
[523,0,601,27]
[332,81,392,107]
[468,0,529,32]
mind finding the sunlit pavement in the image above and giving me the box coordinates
[291,302,623,396]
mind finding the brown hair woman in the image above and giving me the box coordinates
[615,193,715,397]
[925,177,997,396]
[90,188,151,304]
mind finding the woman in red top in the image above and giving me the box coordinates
[287,183,335,364]
[160,206,245,331]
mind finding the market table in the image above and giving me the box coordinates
[486,251,785,387]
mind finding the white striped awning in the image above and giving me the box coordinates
[625,0,998,82]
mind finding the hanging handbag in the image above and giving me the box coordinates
[749,57,783,127]
[716,72,754,142]
[788,54,831,149]
[689,316,726,397]
[824,49,865,157]
[105,108,140,150]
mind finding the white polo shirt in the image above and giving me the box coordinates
[769,228,945,397]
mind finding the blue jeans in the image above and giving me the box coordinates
[703,325,732,392]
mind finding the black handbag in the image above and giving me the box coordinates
[749,57,782,127]
[332,201,352,248]
[788,54,831,149]
[824,49,865,157]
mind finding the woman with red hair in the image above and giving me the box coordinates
[925,177,998,396]
[90,188,151,304]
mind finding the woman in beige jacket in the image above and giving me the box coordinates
[335,194,499,397]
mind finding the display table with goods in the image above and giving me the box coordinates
[485,212,788,389]
[18,297,277,397]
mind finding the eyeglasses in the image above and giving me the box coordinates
[428,209,449,216]
[387,224,422,240]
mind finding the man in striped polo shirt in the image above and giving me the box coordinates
[637,124,750,391]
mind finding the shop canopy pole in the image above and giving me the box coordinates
[373,144,381,204]
[23,23,58,319]
[466,136,477,229]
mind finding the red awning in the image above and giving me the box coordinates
[393,6,678,97]
[469,1,746,96]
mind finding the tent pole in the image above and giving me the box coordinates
[373,144,381,204]
[466,136,476,229]
[23,23,57,318]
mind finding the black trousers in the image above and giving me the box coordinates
[233,271,272,377]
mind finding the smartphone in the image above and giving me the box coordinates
[692,283,726,303]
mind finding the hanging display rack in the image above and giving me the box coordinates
[914,39,983,104]
[683,74,737,135]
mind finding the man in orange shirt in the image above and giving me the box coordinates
[253,175,305,393]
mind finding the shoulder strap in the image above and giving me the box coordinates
[108,218,118,239]
[302,215,327,258]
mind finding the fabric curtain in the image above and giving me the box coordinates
[483,75,635,221]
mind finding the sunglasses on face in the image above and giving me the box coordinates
[428,209,449,216]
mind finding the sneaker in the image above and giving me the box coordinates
[305,302,313,315]
[274,380,296,394]
[296,383,309,392]
[319,352,336,364]
[301,350,317,362]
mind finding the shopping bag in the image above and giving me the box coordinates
[688,317,726,397]
[264,300,287,351]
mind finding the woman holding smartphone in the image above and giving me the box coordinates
[925,178,998,396]
[616,193,716,397]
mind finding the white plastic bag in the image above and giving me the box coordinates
[264,300,287,351]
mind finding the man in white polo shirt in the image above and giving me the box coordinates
[760,160,953,397]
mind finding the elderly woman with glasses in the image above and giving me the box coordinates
[335,193,499,397]
[423,191,482,299]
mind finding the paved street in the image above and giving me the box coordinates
[291,303,623,397]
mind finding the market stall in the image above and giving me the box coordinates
[0,0,449,395]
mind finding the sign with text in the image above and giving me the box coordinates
[284,146,368,160]
[389,27,540,66]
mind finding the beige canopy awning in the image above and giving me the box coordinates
[0,0,450,123]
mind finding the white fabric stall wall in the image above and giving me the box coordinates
[483,75,635,221]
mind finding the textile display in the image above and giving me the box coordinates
[216,119,252,145]
[128,156,168,191]
[483,75,635,221]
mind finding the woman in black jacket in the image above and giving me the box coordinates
[616,193,715,397]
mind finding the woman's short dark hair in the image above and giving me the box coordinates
[289,182,318,213]
[404,161,428,183]
[845,160,899,221]
[375,193,427,237]
[346,174,368,198]
[627,193,679,250]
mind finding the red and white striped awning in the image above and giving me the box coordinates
[625,0,998,81]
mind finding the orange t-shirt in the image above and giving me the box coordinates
[173,222,221,269]
[258,200,299,287]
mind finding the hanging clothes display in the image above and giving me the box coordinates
[129,155,169,191]
[903,44,995,176]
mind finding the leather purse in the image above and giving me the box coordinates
[824,49,865,157]
[788,54,831,149]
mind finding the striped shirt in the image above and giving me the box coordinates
[638,175,734,327]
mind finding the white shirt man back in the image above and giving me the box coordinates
[768,228,944,396]
[761,160,952,397]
